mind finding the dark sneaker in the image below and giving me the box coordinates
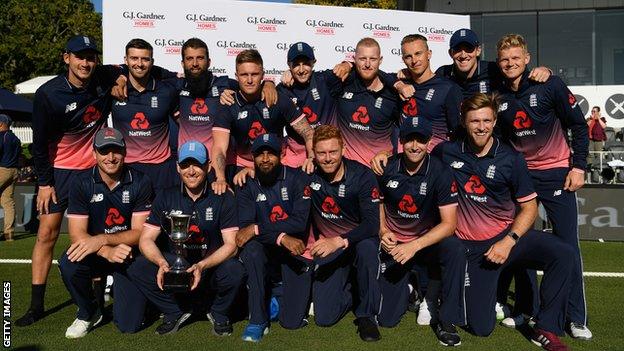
[434,322,461,347]
[532,328,569,351]
[15,308,43,327]
[155,312,191,335]
[355,317,381,342]
[207,312,233,336]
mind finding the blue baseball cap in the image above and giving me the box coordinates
[400,117,432,140]
[251,133,282,155]
[0,114,12,126]
[287,42,315,63]
[65,35,100,54]
[449,28,480,50]
[178,141,208,165]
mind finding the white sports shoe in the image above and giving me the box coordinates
[65,310,103,339]
[569,322,593,340]
[416,299,438,325]
[495,302,511,320]
[501,314,536,328]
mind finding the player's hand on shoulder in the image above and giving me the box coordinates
[111,75,128,101]
[211,178,228,195]
[220,89,235,106]
[302,157,315,174]
[281,70,294,87]
[395,81,415,101]
[261,81,278,107]
[333,61,352,82]
[528,66,551,83]
[371,151,390,176]
[233,167,255,187]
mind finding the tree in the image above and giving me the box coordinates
[294,0,397,9]
[0,0,102,91]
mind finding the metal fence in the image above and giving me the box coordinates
[587,151,624,184]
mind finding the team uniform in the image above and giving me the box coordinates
[111,77,178,190]
[376,154,465,327]
[59,167,153,333]
[435,60,503,99]
[236,165,311,328]
[32,66,122,213]
[127,182,244,327]
[435,138,574,336]
[497,72,590,326]
[213,91,305,169]
[285,159,380,327]
[334,72,400,167]
[277,69,340,167]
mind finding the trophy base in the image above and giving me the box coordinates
[163,271,192,292]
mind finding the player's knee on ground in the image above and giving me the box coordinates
[353,238,380,268]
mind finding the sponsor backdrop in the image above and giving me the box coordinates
[570,85,624,129]
[102,0,470,81]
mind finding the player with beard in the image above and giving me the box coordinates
[495,34,592,340]
[17,36,126,327]
[376,117,466,347]
[234,133,311,342]
[111,39,179,191]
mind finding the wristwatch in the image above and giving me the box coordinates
[507,231,520,243]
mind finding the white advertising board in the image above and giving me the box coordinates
[103,0,469,81]
[569,85,624,129]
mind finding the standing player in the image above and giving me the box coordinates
[333,38,400,167]
[377,117,465,346]
[437,93,574,350]
[17,36,124,326]
[127,141,244,336]
[495,34,592,339]
[111,39,179,190]
[59,128,152,337]
[235,133,311,342]
[294,125,381,341]
[212,49,314,194]
[0,114,21,241]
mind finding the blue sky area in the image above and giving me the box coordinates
[91,0,292,12]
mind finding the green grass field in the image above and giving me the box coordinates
[2,234,624,350]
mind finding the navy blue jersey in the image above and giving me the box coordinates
[379,154,457,242]
[67,167,153,235]
[334,71,400,167]
[145,181,239,263]
[496,72,589,171]
[0,130,21,168]
[213,91,304,168]
[435,139,537,241]
[435,60,504,99]
[393,74,463,151]
[308,158,380,245]
[236,166,311,245]
[32,65,122,186]
[176,73,234,159]
[277,69,340,167]
[111,77,178,164]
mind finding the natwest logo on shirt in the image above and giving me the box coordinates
[122,11,165,28]
[321,196,341,219]
[104,208,127,233]
[349,106,371,131]
[82,105,101,127]
[189,98,210,120]
[247,16,287,32]
[187,224,205,244]
[398,194,419,218]
[185,13,227,30]
[248,121,267,140]
[129,112,151,136]
[269,205,289,223]
[513,110,537,137]
[402,97,418,117]
[154,38,184,55]
[464,175,488,202]
[363,22,400,39]
[302,106,318,124]
[305,19,344,35]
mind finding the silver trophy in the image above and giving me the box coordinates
[163,213,192,292]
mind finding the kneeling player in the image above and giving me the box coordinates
[436,93,574,351]
[376,117,466,346]
[127,141,244,336]
[59,128,153,337]
[234,133,311,342]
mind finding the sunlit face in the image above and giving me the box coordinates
[125,48,153,80]
[449,43,481,74]
[254,149,280,175]
[289,57,315,85]
[401,40,431,77]
[94,146,125,177]
[182,47,210,78]
[64,51,98,83]
[401,134,429,164]
[314,138,344,175]
[236,62,264,96]
[354,45,382,81]
[177,160,208,191]
[497,46,530,81]
[463,107,496,150]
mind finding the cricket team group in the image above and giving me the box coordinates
[13,25,592,350]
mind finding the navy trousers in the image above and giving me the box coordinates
[462,230,573,336]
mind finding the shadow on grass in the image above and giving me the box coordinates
[43,299,74,318]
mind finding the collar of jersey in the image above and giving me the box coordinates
[461,137,500,158]
[127,76,157,94]
[91,166,133,187]
[398,153,430,177]
[179,179,210,200]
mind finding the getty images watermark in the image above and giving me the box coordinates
[3,281,10,348]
